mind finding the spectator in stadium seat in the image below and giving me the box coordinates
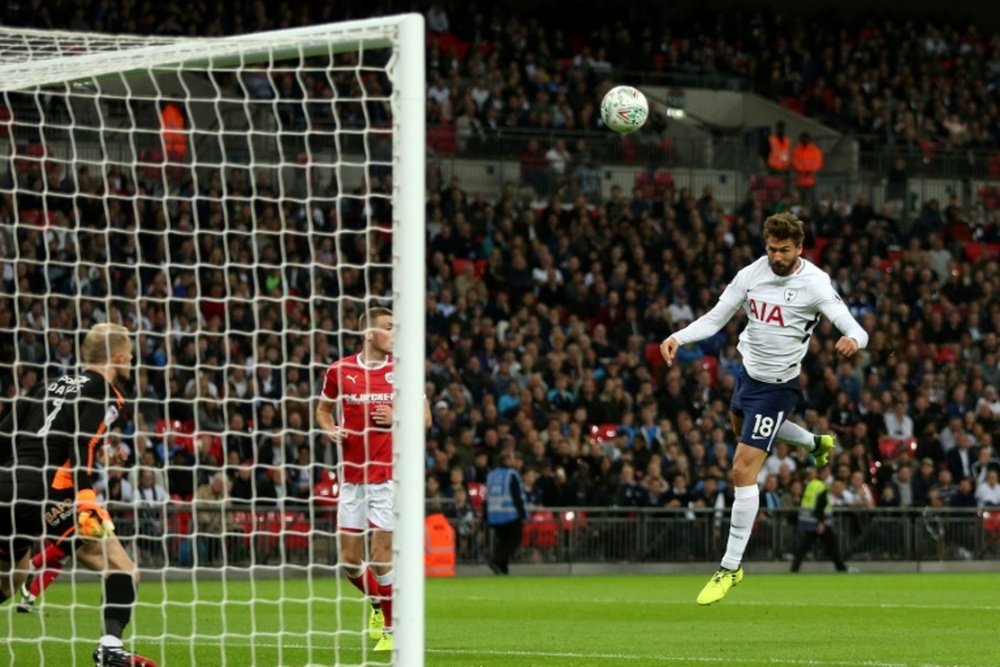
[135,468,168,566]
[975,470,1000,508]
[194,472,232,565]
[946,431,977,481]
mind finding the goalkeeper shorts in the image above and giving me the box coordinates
[0,474,77,559]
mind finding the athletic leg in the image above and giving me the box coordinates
[368,481,394,652]
[76,535,154,666]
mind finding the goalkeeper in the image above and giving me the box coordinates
[0,323,155,667]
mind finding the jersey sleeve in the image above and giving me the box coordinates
[321,364,340,400]
[816,278,869,348]
[72,384,119,491]
[718,266,750,310]
[671,267,746,345]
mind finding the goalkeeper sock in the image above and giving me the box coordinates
[32,565,62,598]
[31,544,67,598]
[376,569,394,631]
[776,420,816,451]
[721,485,760,571]
[103,573,136,639]
[31,541,68,570]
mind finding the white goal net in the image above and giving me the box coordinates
[0,15,425,666]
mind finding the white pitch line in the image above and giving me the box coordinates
[429,649,974,667]
[461,595,1000,612]
[155,639,977,667]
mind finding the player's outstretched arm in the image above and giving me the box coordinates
[834,336,860,358]
[818,286,868,355]
[660,300,740,366]
[660,336,680,367]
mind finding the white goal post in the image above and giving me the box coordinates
[0,13,425,666]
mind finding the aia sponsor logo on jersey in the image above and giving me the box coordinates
[748,299,785,326]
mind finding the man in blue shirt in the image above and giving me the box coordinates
[485,450,527,575]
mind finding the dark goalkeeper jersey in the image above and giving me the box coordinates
[0,369,125,493]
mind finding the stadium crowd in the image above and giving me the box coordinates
[3,2,1000,159]
[0,2,998,566]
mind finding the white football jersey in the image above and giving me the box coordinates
[716,256,862,383]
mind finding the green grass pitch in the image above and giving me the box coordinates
[3,573,999,666]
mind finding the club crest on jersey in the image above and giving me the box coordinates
[784,288,797,303]
[385,372,394,384]
[748,298,786,326]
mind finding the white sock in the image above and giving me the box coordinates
[100,634,123,648]
[776,420,816,451]
[721,484,760,570]
[375,569,394,586]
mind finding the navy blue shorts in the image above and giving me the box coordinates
[730,368,801,451]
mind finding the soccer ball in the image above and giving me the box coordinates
[600,85,649,134]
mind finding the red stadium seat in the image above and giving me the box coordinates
[988,153,1000,179]
[813,236,831,264]
[699,356,719,387]
[466,482,486,515]
[560,510,587,531]
[427,124,456,157]
[313,470,340,507]
[965,243,985,262]
[589,423,618,445]
[653,169,674,194]
[451,258,474,277]
[522,511,558,549]
[284,512,311,552]
[877,437,901,461]
[644,341,664,373]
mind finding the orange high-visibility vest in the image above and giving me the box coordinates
[767,134,791,171]
[424,513,456,577]
[792,142,824,187]
[160,102,187,161]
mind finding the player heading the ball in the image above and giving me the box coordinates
[660,212,867,606]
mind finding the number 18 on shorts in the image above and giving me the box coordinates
[730,368,801,451]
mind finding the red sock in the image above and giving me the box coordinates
[31,542,67,571]
[31,563,63,597]
[378,583,393,630]
[346,567,380,599]
[30,543,68,597]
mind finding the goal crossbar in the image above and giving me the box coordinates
[0,18,408,92]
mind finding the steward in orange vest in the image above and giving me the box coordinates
[767,121,791,172]
[792,133,823,189]
[160,102,187,163]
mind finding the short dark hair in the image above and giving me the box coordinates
[763,212,805,246]
[358,306,392,332]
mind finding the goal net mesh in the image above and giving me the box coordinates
[0,18,421,666]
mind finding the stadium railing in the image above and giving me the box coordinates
[110,504,1000,568]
